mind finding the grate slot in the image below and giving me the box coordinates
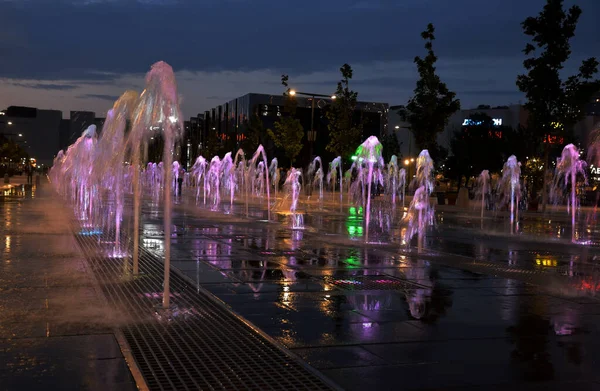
[74,225,338,391]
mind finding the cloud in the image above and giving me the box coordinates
[6,82,79,90]
[1,0,597,82]
[0,57,530,118]
[78,93,121,101]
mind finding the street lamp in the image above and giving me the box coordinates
[287,89,336,162]
[7,121,12,125]
[18,134,22,137]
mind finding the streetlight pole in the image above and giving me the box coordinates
[288,90,336,164]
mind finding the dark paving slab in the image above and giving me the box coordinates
[0,183,136,391]
[137,192,600,391]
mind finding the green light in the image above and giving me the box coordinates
[358,207,363,215]
[351,155,358,161]
[345,256,361,268]
[349,207,356,216]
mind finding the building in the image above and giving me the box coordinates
[586,91,600,116]
[202,93,388,166]
[0,106,63,167]
[181,114,204,169]
[439,104,529,151]
[387,105,416,159]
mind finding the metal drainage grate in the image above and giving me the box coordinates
[323,275,421,291]
[74,229,338,391]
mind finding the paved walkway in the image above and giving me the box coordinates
[0,181,136,391]
[139,194,600,390]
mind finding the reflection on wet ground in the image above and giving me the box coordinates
[133,193,600,390]
[0,182,136,391]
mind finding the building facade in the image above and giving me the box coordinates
[0,106,63,167]
[201,93,388,167]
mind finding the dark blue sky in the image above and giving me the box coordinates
[0,0,598,116]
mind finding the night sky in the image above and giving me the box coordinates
[0,0,598,118]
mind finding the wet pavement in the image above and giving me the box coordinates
[136,191,600,390]
[5,179,600,390]
[0,181,136,391]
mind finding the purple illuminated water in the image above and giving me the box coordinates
[553,144,587,242]
[283,167,303,229]
[354,136,383,242]
[328,156,343,207]
[476,170,491,220]
[403,150,434,251]
[498,155,521,234]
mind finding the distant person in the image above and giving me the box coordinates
[27,164,33,184]
[177,168,184,196]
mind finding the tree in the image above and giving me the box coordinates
[380,132,401,162]
[516,0,600,211]
[267,75,304,166]
[267,117,304,166]
[446,112,514,187]
[240,113,263,154]
[326,64,363,161]
[401,23,460,162]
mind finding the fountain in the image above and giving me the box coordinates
[221,152,236,209]
[94,91,138,257]
[553,144,587,242]
[190,156,207,204]
[207,156,222,210]
[308,156,324,204]
[129,61,183,308]
[269,158,279,200]
[250,145,271,221]
[283,168,303,229]
[398,168,407,209]
[403,150,435,251]
[475,170,491,220]
[172,161,181,196]
[328,156,343,207]
[497,155,521,234]
[353,136,383,242]
[387,155,398,206]
[232,150,247,215]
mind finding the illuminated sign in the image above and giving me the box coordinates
[543,135,564,144]
[462,118,502,126]
[591,167,600,175]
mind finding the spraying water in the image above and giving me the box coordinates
[283,168,303,229]
[129,61,183,308]
[221,152,236,209]
[94,91,138,256]
[387,155,399,207]
[475,170,491,220]
[190,156,207,204]
[308,156,324,203]
[354,136,383,242]
[207,156,222,210]
[497,156,521,234]
[328,156,343,207]
[398,168,407,209]
[553,144,587,242]
[403,150,435,251]
[269,158,279,200]
[250,145,271,221]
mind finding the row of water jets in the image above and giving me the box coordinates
[47,61,592,309]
